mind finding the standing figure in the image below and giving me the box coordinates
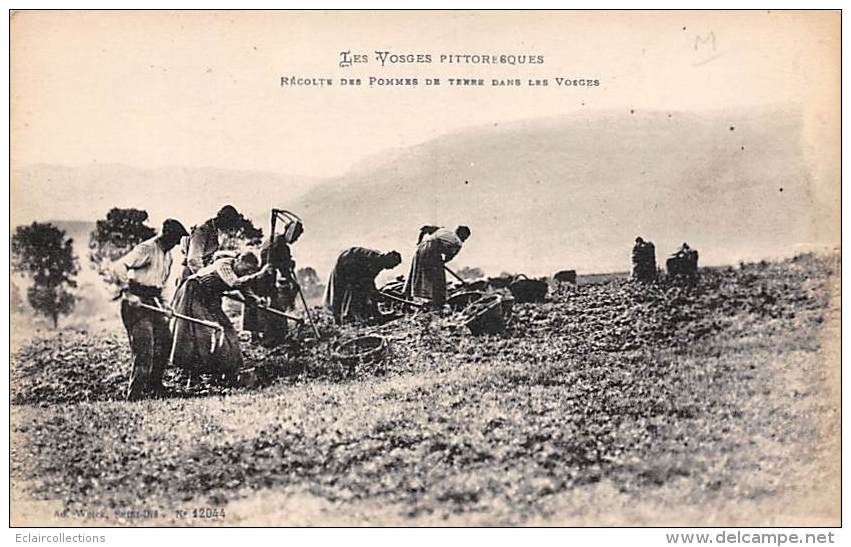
[113,218,189,401]
[324,247,402,324]
[404,226,471,310]
[171,253,269,384]
[180,205,243,280]
[242,220,303,347]
[631,236,657,282]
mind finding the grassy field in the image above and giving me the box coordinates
[10,253,840,526]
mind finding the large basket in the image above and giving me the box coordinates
[448,290,485,312]
[462,294,506,335]
[332,335,388,368]
[508,274,548,303]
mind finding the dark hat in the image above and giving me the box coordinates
[216,205,240,222]
[456,225,471,241]
[162,218,189,238]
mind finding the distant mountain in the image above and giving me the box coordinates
[11,108,839,286]
[290,107,837,279]
[11,164,316,230]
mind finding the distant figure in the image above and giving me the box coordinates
[113,218,189,400]
[171,253,269,384]
[405,226,471,310]
[243,221,303,347]
[325,247,402,325]
[666,242,699,278]
[180,205,244,280]
[631,236,657,282]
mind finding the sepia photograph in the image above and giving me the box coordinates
[7,9,841,530]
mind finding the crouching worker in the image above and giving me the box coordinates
[171,252,270,385]
[243,226,301,347]
[666,242,699,278]
[324,247,402,325]
[113,219,189,401]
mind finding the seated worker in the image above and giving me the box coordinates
[324,247,402,325]
[171,252,269,384]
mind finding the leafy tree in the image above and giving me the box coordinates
[89,208,156,284]
[11,222,78,328]
[296,266,325,300]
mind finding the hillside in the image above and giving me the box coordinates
[10,253,840,525]
[290,107,836,280]
[11,164,316,230]
[11,107,839,288]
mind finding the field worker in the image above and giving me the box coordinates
[404,225,471,310]
[180,205,244,280]
[666,242,699,277]
[243,220,303,347]
[114,218,189,401]
[324,247,402,325]
[631,236,657,282]
[171,252,270,385]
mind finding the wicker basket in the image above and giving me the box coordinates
[448,290,486,312]
[508,274,548,303]
[462,294,506,335]
[332,335,388,369]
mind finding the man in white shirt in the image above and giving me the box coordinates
[114,218,188,400]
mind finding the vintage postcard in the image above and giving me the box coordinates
[8,10,840,528]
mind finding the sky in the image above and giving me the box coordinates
[11,10,839,178]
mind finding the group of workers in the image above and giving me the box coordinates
[113,204,471,401]
[631,237,700,281]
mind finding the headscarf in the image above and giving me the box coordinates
[283,220,304,244]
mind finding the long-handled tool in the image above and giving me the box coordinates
[267,207,318,339]
[138,302,225,353]
[223,293,304,323]
[155,297,181,368]
[444,265,469,286]
[378,290,425,309]
[291,268,322,339]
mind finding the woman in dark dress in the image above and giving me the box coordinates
[404,226,470,310]
[324,247,402,325]
[171,252,268,383]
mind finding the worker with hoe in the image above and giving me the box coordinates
[324,247,403,325]
[405,225,470,311]
[242,218,303,347]
[180,204,244,281]
[113,218,189,401]
[171,252,270,386]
